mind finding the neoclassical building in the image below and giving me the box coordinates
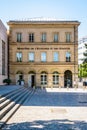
[0,20,8,85]
[7,19,80,88]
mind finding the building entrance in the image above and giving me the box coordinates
[16,71,24,85]
[31,75,35,88]
[64,70,72,87]
[28,71,35,88]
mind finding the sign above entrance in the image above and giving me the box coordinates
[17,47,70,50]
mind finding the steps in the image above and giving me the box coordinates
[0,87,35,129]
[0,87,25,105]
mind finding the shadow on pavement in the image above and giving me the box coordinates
[3,119,87,130]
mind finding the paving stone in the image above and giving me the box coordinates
[1,87,87,130]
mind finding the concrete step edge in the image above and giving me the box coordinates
[0,86,23,98]
[0,88,27,111]
[0,87,25,104]
[0,90,33,129]
[0,89,28,120]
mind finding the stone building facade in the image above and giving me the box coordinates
[0,20,8,85]
[8,19,80,88]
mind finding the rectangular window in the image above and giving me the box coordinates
[54,33,58,42]
[41,52,46,62]
[16,52,22,62]
[29,33,34,42]
[53,52,59,62]
[17,33,22,42]
[41,33,46,42]
[28,52,34,62]
[2,41,5,75]
[66,52,71,62]
[66,33,71,42]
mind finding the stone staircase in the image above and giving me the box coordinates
[0,87,35,129]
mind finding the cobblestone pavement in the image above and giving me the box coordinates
[2,88,87,130]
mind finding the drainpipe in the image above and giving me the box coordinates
[74,26,76,87]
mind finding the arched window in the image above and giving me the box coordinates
[41,72,47,85]
[53,71,59,84]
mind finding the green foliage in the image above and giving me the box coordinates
[83,44,87,63]
[3,78,11,85]
[79,44,87,78]
[79,63,87,77]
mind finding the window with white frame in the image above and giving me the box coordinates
[41,33,46,42]
[41,52,46,62]
[17,33,22,42]
[41,72,47,85]
[28,52,34,62]
[53,72,59,84]
[66,52,71,62]
[53,52,59,62]
[16,52,22,62]
[66,33,71,42]
[54,33,58,42]
[29,33,34,42]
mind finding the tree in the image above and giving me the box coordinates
[78,63,87,78]
[79,44,87,78]
[83,44,87,63]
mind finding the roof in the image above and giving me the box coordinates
[7,17,80,26]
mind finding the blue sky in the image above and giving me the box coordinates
[0,0,87,38]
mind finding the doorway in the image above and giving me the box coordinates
[16,71,24,85]
[64,70,72,87]
[31,75,35,87]
[28,72,35,88]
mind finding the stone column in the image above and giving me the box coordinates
[73,73,78,88]
[36,73,41,88]
[48,73,52,88]
[24,73,28,87]
[72,74,75,87]
[59,74,64,88]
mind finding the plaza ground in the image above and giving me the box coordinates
[0,85,87,130]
